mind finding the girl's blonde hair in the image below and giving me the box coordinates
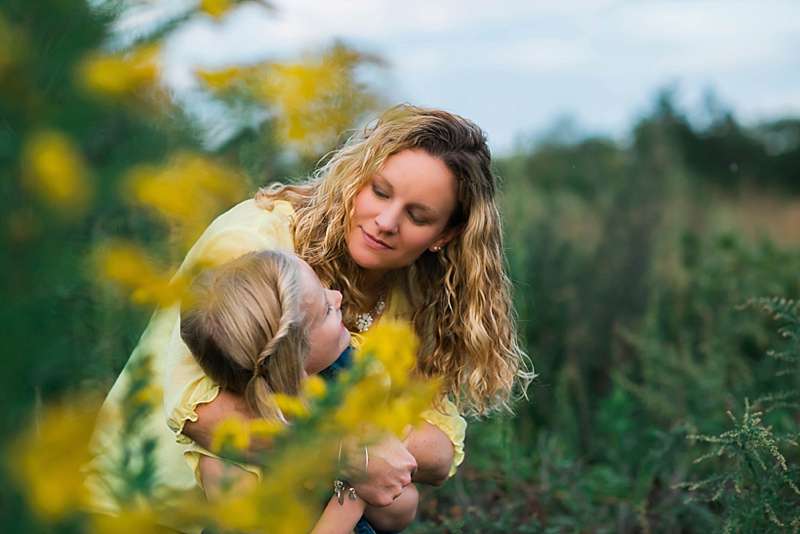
[257,104,534,415]
[180,250,309,421]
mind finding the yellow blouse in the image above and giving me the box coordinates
[86,198,466,520]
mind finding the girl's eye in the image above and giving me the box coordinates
[326,304,334,316]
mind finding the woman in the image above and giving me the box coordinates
[89,104,532,530]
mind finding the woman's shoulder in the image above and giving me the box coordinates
[207,198,294,233]
[179,198,296,272]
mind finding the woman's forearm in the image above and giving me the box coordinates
[364,483,419,532]
[404,422,455,486]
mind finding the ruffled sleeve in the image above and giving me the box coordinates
[420,399,466,478]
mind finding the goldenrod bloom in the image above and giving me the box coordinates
[248,418,284,441]
[78,44,160,97]
[199,0,234,19]
[21,130,91,215]
[211,417,251,453]
[7,398,99,520]
[272,393,309,419]
[357,320,419,388]
[302,374,327,399]
[90,505,168,534]
[124,152,245,246]
[94,240,191,307]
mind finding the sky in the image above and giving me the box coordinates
[126,0,800,155]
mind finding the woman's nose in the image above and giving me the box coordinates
[374,207,399,234]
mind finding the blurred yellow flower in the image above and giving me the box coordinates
[124,152,245,246]
[199,0,233,19]
[211,417,251,453]
[78,44,160,97]
[358,320,419,388]
[334,374,390,434]
[7,398,100,520]
[249,418,284,441]
[90,505,169,534]
[259,45,378,155]
[197,44,380,155]
[303,374,327,399]
[21,130,92,215]
[94,240,191,307]
[272,393,310,419]
[195,66,244,91]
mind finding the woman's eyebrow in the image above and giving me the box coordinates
[373,173,393,191]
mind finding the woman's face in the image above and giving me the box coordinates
[346,148,459,275]
[297,259,351,375]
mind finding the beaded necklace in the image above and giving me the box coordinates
[354,296,386,333]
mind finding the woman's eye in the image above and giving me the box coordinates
[372,185,389,199]
[408,211,427,225]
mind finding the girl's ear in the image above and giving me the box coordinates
[429,225,462,252]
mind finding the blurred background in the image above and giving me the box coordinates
[2,0,799,532]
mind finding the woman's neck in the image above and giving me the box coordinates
[360,269,388,304]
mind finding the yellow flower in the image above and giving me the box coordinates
[90,505,168,534]
[78,44,160,97]
[195,66,244,91]
[211,417,251,453]
[357,320,418,388]
[94,240,191,307]
[124,152,245,246]
[272,393,309,419]
[303,375,327,400]
[334,374,390,434]
[21,130,92,214]
[248,418,284,441]
[199,0,234,19]
[6,398,100,520]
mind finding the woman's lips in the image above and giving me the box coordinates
[361,227,393,250]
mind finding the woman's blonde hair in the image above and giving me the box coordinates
[180,250,309,421]
[257,104,534,415]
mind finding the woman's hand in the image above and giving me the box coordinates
[349,435,417,507]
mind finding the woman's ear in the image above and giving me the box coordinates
[429,225,462,252]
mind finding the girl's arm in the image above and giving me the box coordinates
[311,493,366,534]
[198,453,257,501]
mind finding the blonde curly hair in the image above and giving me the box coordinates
[256,104,533,415]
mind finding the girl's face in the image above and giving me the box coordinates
[346,148,459,275]
[297,259,351,375]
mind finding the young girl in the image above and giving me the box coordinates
[179,249,417,533]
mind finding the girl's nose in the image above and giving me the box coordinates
[330,289,343,309]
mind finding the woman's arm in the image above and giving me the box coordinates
[364,483,419,532]
[404,422,454,486]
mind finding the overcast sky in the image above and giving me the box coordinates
[145,0,800,155]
